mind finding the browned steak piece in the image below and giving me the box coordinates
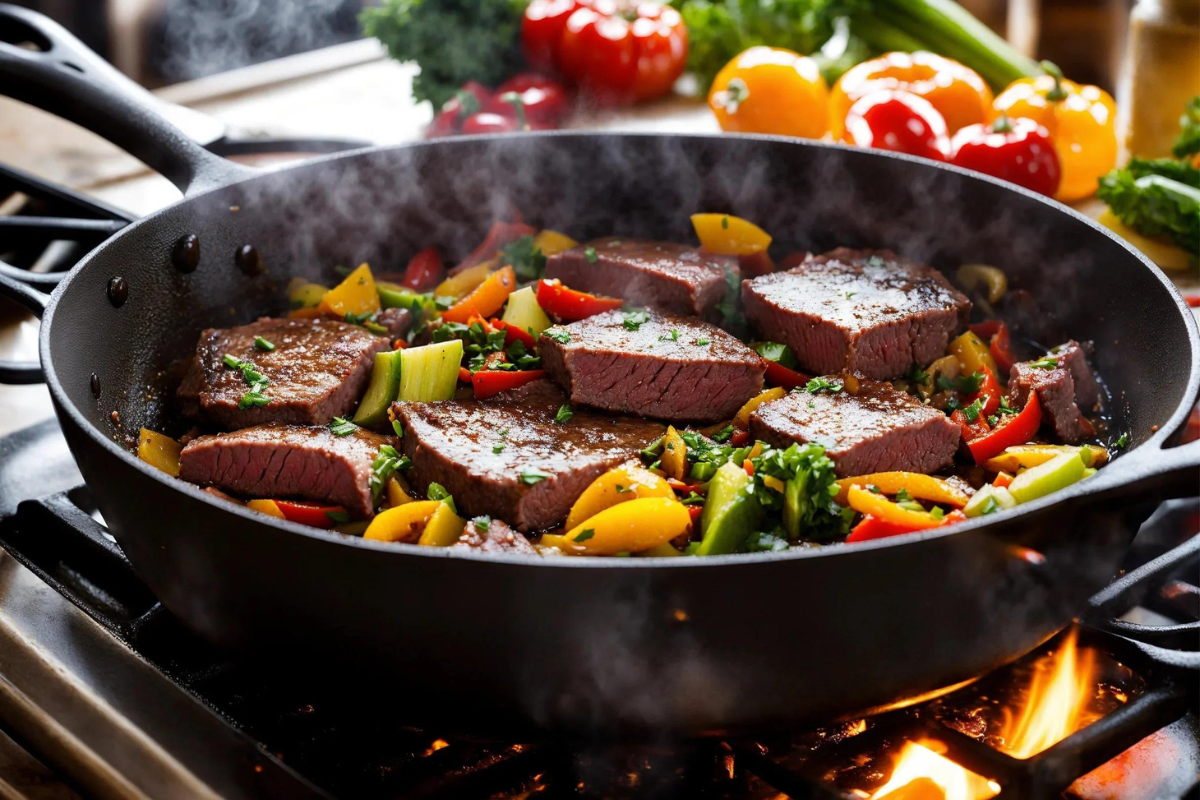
[376,307,413,339]
[748,378,961,477]
[1008,358,1090,443]
[544,239,735,317]
[178,317,390,429]
[453,517,537,555]
[538,310,764,422]
[741,248,971,380]
[391,393,664,532]
[1051,340,1098,409]
[178,424,394,518]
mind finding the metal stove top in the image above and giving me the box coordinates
[0,419,1196,799]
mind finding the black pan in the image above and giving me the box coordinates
[1,5,1197,736]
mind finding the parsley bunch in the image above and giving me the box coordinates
[499,236,548,282]
[751,442,850,541]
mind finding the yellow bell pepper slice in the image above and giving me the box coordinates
[659,426,688,481]
[835,472,970,508]
[735,386,786,428]
[318,263,381,319]
[948,331,998,377]
[562,497,691,556]
[363,500,441,543]
[434,259,495,300]
[634,542,684,557]
[565,463,674,530]
[983,444,1079,474]
[386,475,414,508]
[287,278,328,309]
[533,230,578,257]
[418,503,466,547]
[247,499,285,519]
[137,428,182,477]
[845,485,946,530]
[690,213,772,256]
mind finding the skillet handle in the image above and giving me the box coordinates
[0,271,48,384]
[1088,435,1200,504]
[0,4,252,194]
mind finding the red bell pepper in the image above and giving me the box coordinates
[730,430,752,447]
[535,279,624,321]
[989,322,1016,375]
[951,408,990,444]
[687,505,704,525]
[459,367,473,383]
[456,221,537,272]
[401,246,444,291]
[489,317,538,349]
[738,251,775,277]
[969,366,1002,417]
[965,392,1043,464]
[471,369,546,399]
[274,500,347,529]
[667,478,698,494]
[993,471,1014,488]
[847,509,968,543]
[763,360,812,390]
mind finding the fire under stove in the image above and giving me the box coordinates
[0,418,1196,800]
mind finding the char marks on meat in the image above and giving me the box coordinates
[538,309,764,422]
[544,238,735,317]
[741,248,971,380]
[1008,345,1097,443]
[1051,340,1099,409]
[748,377,961,477]
[179,423,394,518]
[392,390,664,532]
[453,517,536,555]
[178,317,391,429]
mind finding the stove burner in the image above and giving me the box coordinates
[0,421,1195,799]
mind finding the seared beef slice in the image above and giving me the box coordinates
[742,248,971,380]
[392,395,664,532]
[748,379,960,477]
[545,239,734,317]
[538,310,764,422]
[178,317,390,429]
[179,424,394,517]
[1008,343,1097,444]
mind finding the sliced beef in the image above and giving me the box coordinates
[179,424,393,518]
[391,392,664,532]
[741,248,971,380]
[544,238,735,317]
[376,307,413,339]
[452,517,537,555]
[178,317,390,429]
[1051,340,1099,409]
[538,310,764,422]
[1008,358,1091,443]
[748,378,961,477]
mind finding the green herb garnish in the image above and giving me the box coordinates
[369,445,411,504]
[804,377,842,395]
[493,444,505,454]
[520,468,552,485]
[554,404,574,424]
[330,417,357,436]
[1031,357,1060,370]
[622,310,650,331]
[1114,432,1130,449]
[499,235,547,282]
[326,510,351,525]
[474,516,491,533]
[546,329,571,344]
[392,419,404,438]
[962,397,986,423]
[253,336,275,352]
[427,482,456,513]
[574,528,596,542]
[584,246,598,264]
[659,329,680,342]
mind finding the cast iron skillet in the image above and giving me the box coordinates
[1,5,1197,736]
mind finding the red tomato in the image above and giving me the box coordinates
[461,112,520,135]
[522,0,585,74]
[494,74,572,127]
[401,247,444,292]
[951,116,1061,197]
[427,82,494,138]
[557,0,686,105]
[843,90,951,161]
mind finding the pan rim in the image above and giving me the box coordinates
[36,131,1200,568]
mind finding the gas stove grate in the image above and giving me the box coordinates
[0,457,1195,800]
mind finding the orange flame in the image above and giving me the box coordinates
[999,628,1098,759]
[872,741,1000,800]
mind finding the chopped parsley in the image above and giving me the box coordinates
[695,338,710,346]
[867,484,882,494]
[945,397,961,412]
[804,377,843,395]
[505,339,542,370]
[433,320,509,372]
[753,341,799,367]
[223,353,271,409]
[1114,432,1130,449]
[520,468,552,485]
[866,255,885,268]
[369,445,412,504]
[325,510,351,525]
[680,492,706,506]
[546,329,571,344]
[253,336,275,352]
[962,397,986,423]
[329,417,357,436]
[493,444,505,454]
[622,310,650,331]
[717,267,743,328]
[344,310,373,326]
[710,425,734,443]
[574,528,596,542]
[987,415,999,427]
[499,235,548,282]
[659,329,680,342]
[554,404,574,424]
[997,396,1016,415]
[721,215,729,229]
[584,246,598,264]
[844,291,857,300]
[906,362,931,386]
[937,371,985,394]
[615,484,634,494]
[474,516,491,533]
[392,419,404,438]
[427,482,456,513]
[1031,356,1060,370]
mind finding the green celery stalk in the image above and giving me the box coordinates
[398,340,463,402]
[353,349,404,427]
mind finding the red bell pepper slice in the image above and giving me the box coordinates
[965,392,1043,464]
[993,471,1014,488]
[458,366,473,383]
[456,221,537,272]
[951,408,990,444]
[969,366,1002,417]
[989,322,1016,375]
[489,317,537,349]
[536,279,624,321]
[401,246,444,291]
[738,251,775,277]
[687,505,704,525]
[968,320,1003,339]
[847,509,968,543]
[274,500,347,529]
[471,369,546,399]
[730,430,752,447]
[763,360,812,390]
[667,478,698,494]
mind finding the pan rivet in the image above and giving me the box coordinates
[107,276,129,307]
[235,245,263,276]
[171,234,201,273]
[90,373,101,399]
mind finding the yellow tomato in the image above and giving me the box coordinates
[565,463,674,530]
[708,47,829,139]
[137,428,182,477]
[830,51,993,138]
[561,497,691,556]
[318,263,380,318]
[690,213,772,256]
[994,73,1117,202]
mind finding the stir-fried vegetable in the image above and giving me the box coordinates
[1007,450,1088,504]
[364,500,442,542]
[834,472,969,507]
[354,349,405,427]
[397,339,463,402]
[138,428,182,477]
[846,485,957,531]
[441,265,517,323]
[964,392,1042,464]
[947,330,998,377]
[557,498,691,556]
[470,368,546,399]
[694,462,762,555]
[753,442,848,540]
[691,213,773,255]
[734,386,785,428]
[319,264,381,319]
[500,285,554,336]
[418,502,467,546]
[566,464,675,530]
[535,279,624,321]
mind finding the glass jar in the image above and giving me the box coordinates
[1120,0,1200,159]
